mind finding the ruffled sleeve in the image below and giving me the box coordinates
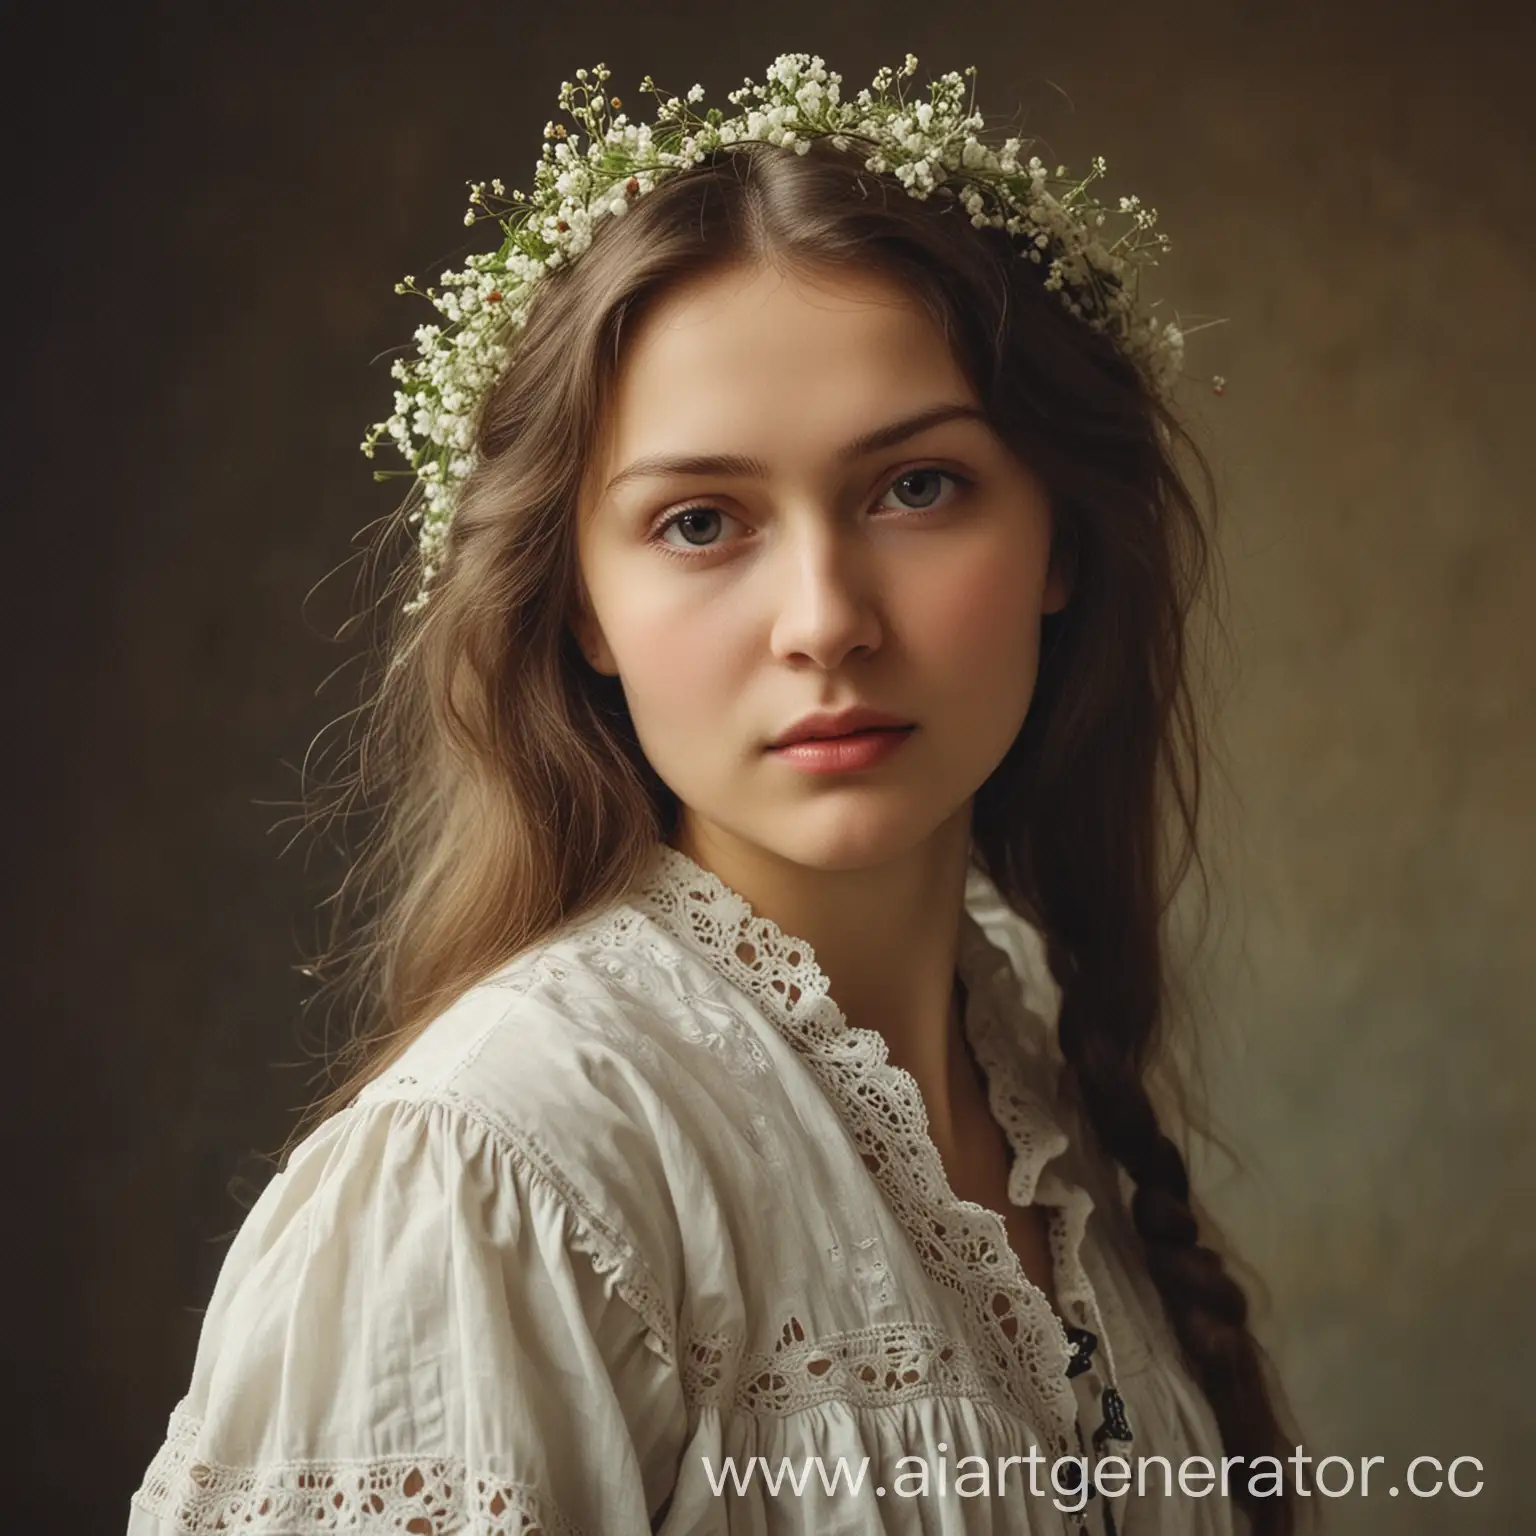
[128,1093,687,1536]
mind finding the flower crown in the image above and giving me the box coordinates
[362,52,1223,614]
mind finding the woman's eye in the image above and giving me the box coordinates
[655,505,736,552]
[881,468,964,511]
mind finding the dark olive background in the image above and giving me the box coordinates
[8,1,1532,1531]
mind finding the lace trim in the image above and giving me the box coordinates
[682,1315,1044,1422]
[955,922,1073,1207]
[629,843,1083,1452]
[1042,1172,1119,1372]
[132,1409,585,1536]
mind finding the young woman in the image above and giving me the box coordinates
[130,56,1295,1536]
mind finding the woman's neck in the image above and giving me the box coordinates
[669,810,976,1131]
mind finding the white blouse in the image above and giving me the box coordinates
[130,842,1236,1535]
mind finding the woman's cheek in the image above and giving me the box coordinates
[622,609,741,738]
[918,540,1046,666]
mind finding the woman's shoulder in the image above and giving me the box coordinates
[336,901,774,1287]
[130,920,703,1536]
[356,897,760,1130]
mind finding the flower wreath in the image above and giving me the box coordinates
[361,52,1224,613]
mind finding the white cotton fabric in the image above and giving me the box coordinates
[129,842,1238,1536]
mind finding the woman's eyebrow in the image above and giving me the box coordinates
[600,401,987,499]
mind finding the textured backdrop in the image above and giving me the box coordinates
[9,0,1532,1530]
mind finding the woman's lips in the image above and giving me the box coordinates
[766,725,916,774]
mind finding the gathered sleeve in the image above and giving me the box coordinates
[128,1093,688,1536]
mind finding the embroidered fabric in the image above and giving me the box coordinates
[683,1314,1024,1418]
[131,1410,585,1536]
[628,843,1090,1453]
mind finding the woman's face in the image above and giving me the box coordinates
[574,258,1067,873]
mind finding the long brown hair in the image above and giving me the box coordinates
[295,137,1295,1532]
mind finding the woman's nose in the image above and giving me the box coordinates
[765,525,884,670]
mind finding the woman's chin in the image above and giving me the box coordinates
[749,805,954,876]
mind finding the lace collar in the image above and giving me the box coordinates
[627,841,1096,1448]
